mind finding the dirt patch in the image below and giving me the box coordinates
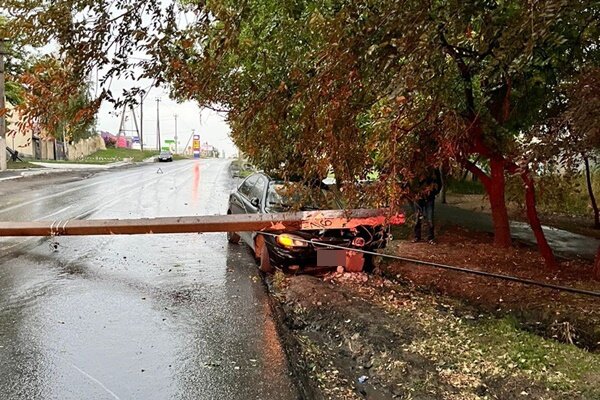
[269,271,600,399]
[380,226,600,352]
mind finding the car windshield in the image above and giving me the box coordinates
[160,151,170,156]
[266,182,342,212]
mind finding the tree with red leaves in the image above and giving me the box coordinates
[4,0,599,270]
[156,0,598,269]
[16,57,99,143]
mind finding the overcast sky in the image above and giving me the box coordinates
[95,76,237,156]
[10,0,238,156]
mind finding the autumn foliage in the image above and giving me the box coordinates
[3,0,599,270]
[16,57,100,142]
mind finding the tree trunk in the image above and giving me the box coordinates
[488,158,512,247]
[583,156,599,229]
[440,167,447,204]
[521,171,558,270]
[594,245,600,280]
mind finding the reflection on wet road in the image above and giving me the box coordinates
[0,159,298,399]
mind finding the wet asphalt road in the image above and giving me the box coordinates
[0,159,298,399]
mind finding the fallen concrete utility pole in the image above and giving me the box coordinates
[0,209,405,237]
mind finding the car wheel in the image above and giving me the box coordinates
[255,235,274,273]
[227,230,240,244]
[259,243,274,273]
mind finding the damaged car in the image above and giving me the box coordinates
[227,172,389,273]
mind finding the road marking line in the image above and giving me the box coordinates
[0,162,192,216]
[70,163,194,219]
[0,161,197,253]
[71,363,121,400]
[0,206,73,253]
[0,170,141,215]
[39,205,73,220]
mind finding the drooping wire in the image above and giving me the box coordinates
[258,231,600,298]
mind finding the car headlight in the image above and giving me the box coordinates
[276,233,309,248]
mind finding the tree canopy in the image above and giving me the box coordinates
[1,0,599,268]
[155,0,598,266]
[16,56,100,142]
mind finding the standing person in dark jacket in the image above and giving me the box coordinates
[413,168,442,244]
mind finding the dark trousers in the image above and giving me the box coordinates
[414,198,435,241]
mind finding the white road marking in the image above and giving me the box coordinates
[39,205,73,220]
[0,170,142,215]
[0,162,194,254]
[71,363,121,400]
[69,162,193,219]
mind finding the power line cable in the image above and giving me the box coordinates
[258,231,600,298]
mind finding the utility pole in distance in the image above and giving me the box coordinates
[0,39,8,171]
[155,98,161,151]
[183,129,194,156]
[139,92,144,151]
[174,113,178,154]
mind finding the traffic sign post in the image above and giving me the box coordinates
[192,134,200,159]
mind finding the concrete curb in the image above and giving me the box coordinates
[0,161,135,182]
[0,175,22,182]
[0,168,71,182]
[29,161,132,170]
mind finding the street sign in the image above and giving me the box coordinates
[192,134,200,158]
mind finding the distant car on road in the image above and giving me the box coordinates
[157,151,173,162]
[227,173,389,273]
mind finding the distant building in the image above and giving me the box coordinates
[100,131,117,147]
[6,102,59,160]
[200,142,219,158]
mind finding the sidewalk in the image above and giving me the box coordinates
[0,160,133,182]
[0,168,54,182]
[436,202,599,260]
[29,161,131,169]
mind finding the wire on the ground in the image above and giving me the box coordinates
[258,231,600,298]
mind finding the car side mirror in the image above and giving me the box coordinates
[250,197,260,208]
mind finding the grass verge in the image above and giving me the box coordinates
[79,148,159,163]
[38,148,159,164]
[7,160,42,169]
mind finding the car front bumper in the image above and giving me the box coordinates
[264,236,375,269]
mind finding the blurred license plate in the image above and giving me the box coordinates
[317,249,348,266]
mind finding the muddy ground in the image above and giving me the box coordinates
[269,272,600,399]
[381,226,600,352]
[268,228,600,399]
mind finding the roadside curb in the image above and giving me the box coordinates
[0,169,67,182]
[29,161,132,170]
[263,275,324,400]
[0,175,22,182]
[0,161,139,183]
